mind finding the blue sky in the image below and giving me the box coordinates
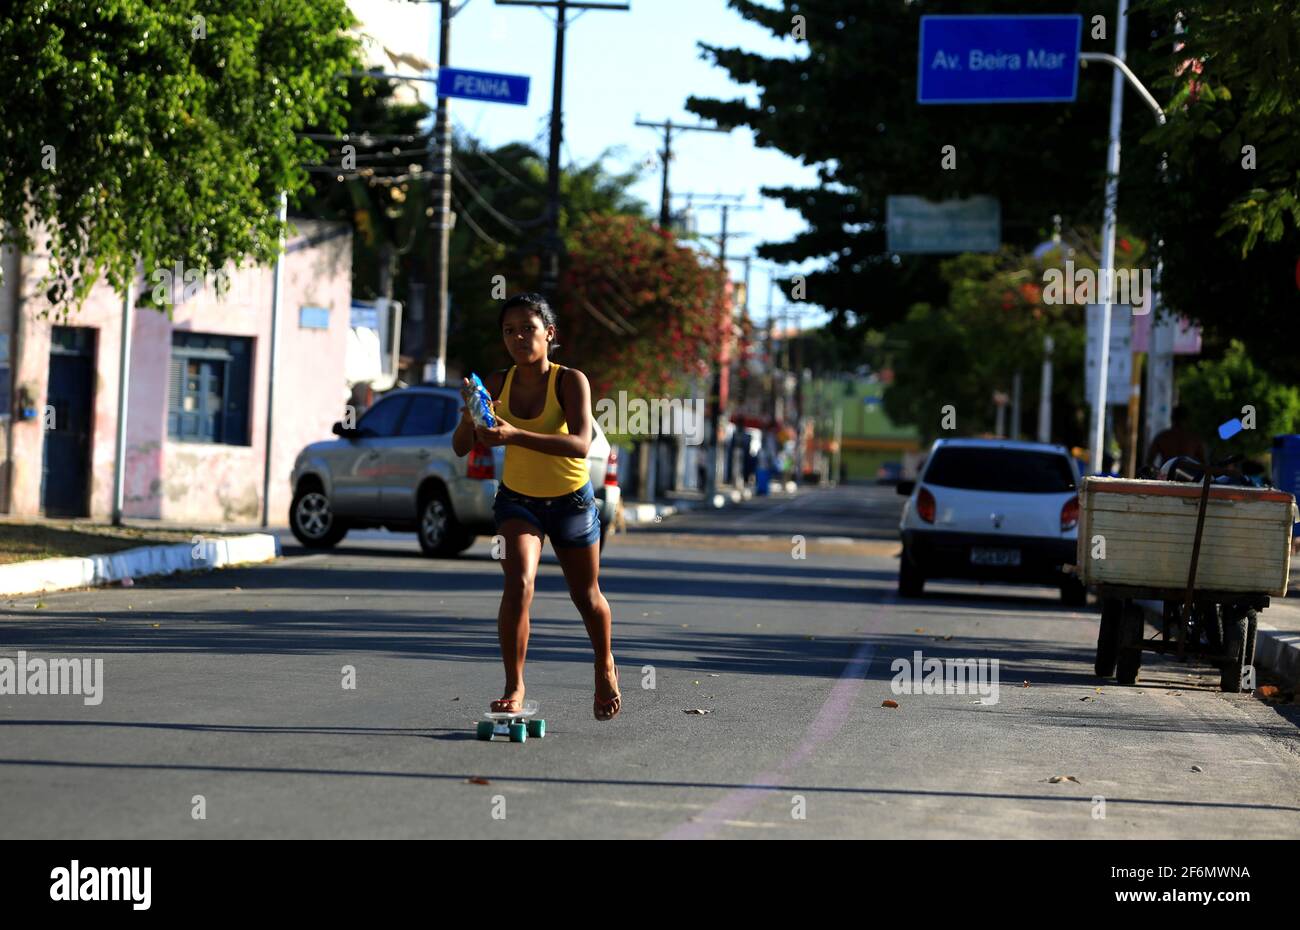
[416,0,826,329]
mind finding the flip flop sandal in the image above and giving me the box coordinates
[594,664,621,721]
[491,697,523,713]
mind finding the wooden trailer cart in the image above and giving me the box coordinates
[1078,471,1297,692]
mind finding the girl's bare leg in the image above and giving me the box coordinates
[555,542,619,714]
[496,520,543,707]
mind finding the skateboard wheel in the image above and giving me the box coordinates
[508,722,527,743]
[527,718,546,739]
[476,721,494,741]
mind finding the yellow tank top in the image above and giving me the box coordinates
[497,364,590,497]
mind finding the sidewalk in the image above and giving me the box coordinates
[618,481,806,526]
[1256,595,1300,689]
[0,515,279,597]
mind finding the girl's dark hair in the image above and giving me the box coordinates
[499,292,558,353]
[499,292,555,328]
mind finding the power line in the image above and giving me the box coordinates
[298,131,431,144]
[452,121,543,193]
[449,158,526,233]
[634,118,731,228]
[450,188,504,248]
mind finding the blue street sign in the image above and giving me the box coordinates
[918,15,1082,104]
[437,67,530,106]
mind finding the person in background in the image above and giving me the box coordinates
[1147,405,1207,468]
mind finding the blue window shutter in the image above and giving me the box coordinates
[167,356,183,437]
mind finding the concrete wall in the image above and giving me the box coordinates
[0,220,351,526]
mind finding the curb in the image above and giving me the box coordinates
[1132,598,1300,689]
[623,502,685,525]
[0,534,281,598]
[621,485,807,526]
[1254,622,1300,689]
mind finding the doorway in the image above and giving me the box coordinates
[41,326,97,517]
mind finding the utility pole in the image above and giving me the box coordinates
[692,197,759,263]
[111,275,135,527]
[634,118,729,229]
[420,1,456,383]
[693,198,758,497]
[498,0,629,300]
[1077,0,1167,472]
[766,271,778,426]
[742,254,752,320]
[1037,334,1054,443]
[261,191,288,526]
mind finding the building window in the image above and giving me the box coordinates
[168,332,252,445]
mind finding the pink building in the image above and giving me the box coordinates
[0,219,352,526]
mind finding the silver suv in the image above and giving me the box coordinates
[289,384,621,556]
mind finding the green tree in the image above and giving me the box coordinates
[560,214,731,400]
[687,0,1147,338]
[1124,0,1300,384]
[439,133,653,380]
[297,75,432,306]
[882,249,1098,445]
[690,1,1300,384]
[1176,340,1300,459]
[0,0,359,308]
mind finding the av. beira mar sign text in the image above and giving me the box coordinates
[918,15,1083,104]
[438,67,530,106]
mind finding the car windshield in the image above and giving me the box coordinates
[923,447,1076,493]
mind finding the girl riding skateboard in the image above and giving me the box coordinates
[452,293,621,722]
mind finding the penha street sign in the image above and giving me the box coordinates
[918,14,1083,104]
[437,66,531,106]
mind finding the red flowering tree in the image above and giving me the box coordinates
[558,213,730,400]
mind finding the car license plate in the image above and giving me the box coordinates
[971,547,1021,566]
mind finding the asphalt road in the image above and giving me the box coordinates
[1,484,1298,838]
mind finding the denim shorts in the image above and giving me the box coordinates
[493,480,601,548]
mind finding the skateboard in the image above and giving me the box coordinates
[476,700,545,743]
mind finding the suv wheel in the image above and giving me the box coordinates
[290,485,348,549]
[418,486,468,557]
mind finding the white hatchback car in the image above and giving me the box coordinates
[897,438,1084,604]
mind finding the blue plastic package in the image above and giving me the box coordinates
[1218,418,1243,441]
[465,373,496,428]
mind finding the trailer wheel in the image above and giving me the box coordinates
[1220,608,1249,693]
[1094,597,1122,678]
[1115,599,1144,685]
